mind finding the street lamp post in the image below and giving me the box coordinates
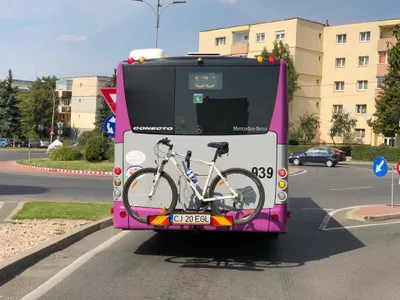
[132,0,186,48]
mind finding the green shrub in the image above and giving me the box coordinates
[62,139,75,146]
[84,135,109,162]
[78,129,102,148]
[50,146,82,161]
[107,142,114,163]
[351,145,400,162]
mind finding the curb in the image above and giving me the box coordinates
[346,207,400,222]
[0,216,113,282]
[288,168,306,176]
[13,161,113,176]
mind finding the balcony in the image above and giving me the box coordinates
[376,63,389,77]
[231,42,249,55]
[59,106,71,113]
[377,36,397,52]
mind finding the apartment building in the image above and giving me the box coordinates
[198,17,400,146]
[55,76,111,138]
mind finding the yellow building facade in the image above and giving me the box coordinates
[198,17,400,145]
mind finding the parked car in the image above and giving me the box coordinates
[8,138,23,147]
[326,147,347,162]
[0,138,9,147]
[27,139,50,148]
[289,147,339,167]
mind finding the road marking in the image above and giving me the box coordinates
[0,201,3,211]
[329,186,373,191]
[302,208,334,211]
[319,204,400,231]
[20,230,130,300]
[324,220,400,231]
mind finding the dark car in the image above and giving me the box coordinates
[329,147,347,162]
[289,147,339,167]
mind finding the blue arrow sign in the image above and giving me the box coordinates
[104,114,116,137]
[373,156,388,177]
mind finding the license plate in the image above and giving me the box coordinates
[169,214,211,225]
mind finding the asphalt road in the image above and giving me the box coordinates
[1,161,400,300]
[0,151,111,203]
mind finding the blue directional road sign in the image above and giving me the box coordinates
[373,156,388,177]
[104,114,116,137]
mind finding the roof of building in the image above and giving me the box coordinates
[199,17,400,32]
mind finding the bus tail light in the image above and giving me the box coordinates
[277,191,287,201]
[114,167,122,175]
[114,189,121,197]
[278,180,287,189]
[278,168,287,178]
[114,178,121,186]
[139,57,145,64]
[110,207,114,214]
[256,56,264,63]
[268,56,276,63]
[271,214,279,221]
[120,211,127,218]
[128,57,135,64]
[287,211,291,218]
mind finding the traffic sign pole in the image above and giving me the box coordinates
[391,165,394,207]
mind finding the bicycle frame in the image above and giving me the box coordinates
[148,148,239,202]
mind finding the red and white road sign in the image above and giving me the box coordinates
[397,161,400,175]
[100,88,117,114]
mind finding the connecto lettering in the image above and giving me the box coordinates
[133,126,174,131]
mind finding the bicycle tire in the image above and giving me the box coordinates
[122,167,178,224]
[208,168,265,225]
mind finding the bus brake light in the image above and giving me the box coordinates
[278,168,287,178]
[271,214,279,221]
[268,56,275,63]
[120,211,127,218]
[114,167,122,175]
[128,57,135,64]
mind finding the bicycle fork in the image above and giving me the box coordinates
[148,159,168,199]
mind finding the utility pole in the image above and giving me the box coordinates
[132,0,186,48]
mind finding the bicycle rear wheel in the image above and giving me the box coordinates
[208,168,265,225]
[122,167,178,224]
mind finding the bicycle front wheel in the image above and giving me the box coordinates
[208,168,265,225]
[122,167,178,224]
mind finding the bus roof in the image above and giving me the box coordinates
[128,48,167,60]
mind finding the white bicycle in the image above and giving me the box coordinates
[122,138,265,225]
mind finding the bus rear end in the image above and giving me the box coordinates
[112,50,289,233]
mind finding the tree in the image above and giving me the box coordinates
[17,76,58,139]
[95,69,115,132]
[0,69,21,139]
[368,24,400,145]
[329,111,357,145]
[295,112,320,144]
[261,40,300,102]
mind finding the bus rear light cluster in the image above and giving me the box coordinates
[114,178,121,186]
[277,192,287,201]
[114,189,121,198]
[256,56,276,63]
[128,57,146,64]
[114,167,122,175]
[120,211,127,218]
[278,168,287,178]
[271,214,279,221]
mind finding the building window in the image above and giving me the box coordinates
[336,58,345,68]
[334,81,345,91]
[336,34,347,44]
[359,56,369,66]
[378,51,387,64]
[377,76,384,88]
[216,37,226,46]
[360,31,371,42]
[356,104,367,114]
[256,33,265,42]
[357,80,368,91]
[275,30,285,40]
[355,129,366,139]
[333,105,343,114]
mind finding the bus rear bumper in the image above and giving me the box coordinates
[112,202,289,233]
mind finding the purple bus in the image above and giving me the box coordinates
[111,49,290,237]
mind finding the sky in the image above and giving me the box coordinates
[1,0,400,81]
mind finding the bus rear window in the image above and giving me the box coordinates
[175,66,279,135]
